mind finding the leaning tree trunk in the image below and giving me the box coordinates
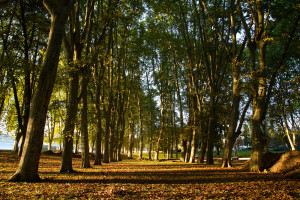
[9,0,74,182]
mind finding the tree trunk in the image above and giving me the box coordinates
[155,92,165,161]
[9,0,73,182]
[60,70,79,172]
[12,129,21,153]
[94,75,102,165]
[283,107,296,150]
[185,132,191,163]
[155,117,164,161]
[198,139,207,164]
[80,70,90,168]
[206,107,216,165]
[222,137,235,168]
[103,109,111,163]
[250,39,267,172]
[146,74,153,160]
[180,139,187,162]
[189,125,197,163]
[138,93,143,159]
[128,118,134,159]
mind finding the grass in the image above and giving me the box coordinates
[0,150,299,199]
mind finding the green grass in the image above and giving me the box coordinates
[125,149,288,161]
[124,152,180,160]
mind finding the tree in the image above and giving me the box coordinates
[60,0,95,172]
[9,0,74,182]
[237,0,299,172]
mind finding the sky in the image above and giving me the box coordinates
[0,134,14,150]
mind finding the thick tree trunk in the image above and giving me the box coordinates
[250,39,267,172]
[250,50,265,171]
[250,120,264,172]
[222,137,235,168]
[180,139,187,162]
[198,139,207,164]
[206,112,216,165]
[9,0,73,182]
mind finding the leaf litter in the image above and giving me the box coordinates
[0,150,299,199]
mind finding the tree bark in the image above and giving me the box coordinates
[60,70,79,172]
[80,69,91,168]
[93,66,103,165]
[9,0,74,182]
[128,117,134,159]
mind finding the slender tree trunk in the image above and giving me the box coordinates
[189,111,197,163]
[117,112,125,161]
[138,93,143,159]
[9,0,73,182]
[185,131,191,163]
[283,107,296,150]
[10,73,23,154]
[80,69,91,168]
[173,64,185,162]
[103,108,111,163]
[128,118,134,159]
[146,74,153,160]
[60,70,79,172]
[94,74,102,165]
[155,98,164,161]
[12,129,21,153]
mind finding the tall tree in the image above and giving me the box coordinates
[60,0,94,172]
[9,0,74,182]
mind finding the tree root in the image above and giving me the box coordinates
[59,168,77,173]
[8,172,41,182]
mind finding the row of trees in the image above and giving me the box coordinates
[0,0,299,181]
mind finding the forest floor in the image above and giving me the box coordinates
[0,150,299,199]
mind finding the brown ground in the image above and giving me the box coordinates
[0,150,299,199]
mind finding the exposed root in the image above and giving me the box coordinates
[8,172,41,182]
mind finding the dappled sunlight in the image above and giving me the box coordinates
[0,151,298,199]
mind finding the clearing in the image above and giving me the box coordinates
[0,150,299,199]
